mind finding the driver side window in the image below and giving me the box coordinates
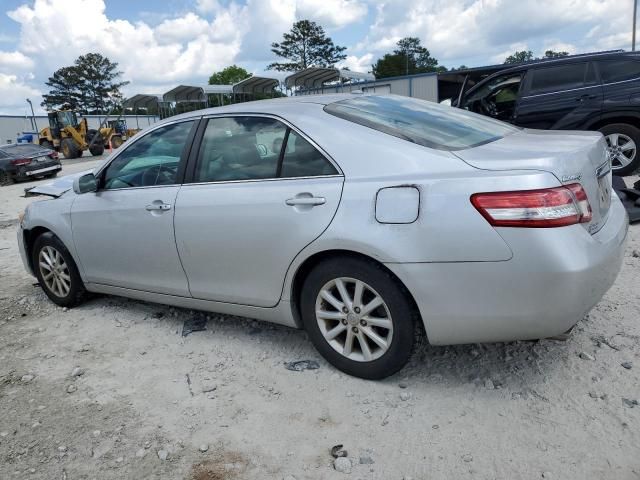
[464,72,523,121]
[103,120,194,190]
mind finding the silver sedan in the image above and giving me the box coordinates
[17,94,628,379]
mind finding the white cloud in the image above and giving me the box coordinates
[0,73,42,113]
[0,50,34,71]
[338,53,374,72]
[297,0,367,28]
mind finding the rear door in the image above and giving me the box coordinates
[515,62,602,129]
[174,115,344,307]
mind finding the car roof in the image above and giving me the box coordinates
[164,93,357,124]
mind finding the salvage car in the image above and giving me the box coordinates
[17,94,628,379]
[458,51,640,176]
[0,143,61,186]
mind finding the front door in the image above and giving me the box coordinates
[174,115,344,307]
[71,119,197,296]
[515,62,603,129]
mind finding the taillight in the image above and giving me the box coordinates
[471,183,592,228]
[10,158,31,166]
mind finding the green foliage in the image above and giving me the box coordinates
[268,20,346,72]
[543,49,570,59]
[504,50,535,64]
[209,65,251,85]
[372,37,444,78]
[42,52,129,114]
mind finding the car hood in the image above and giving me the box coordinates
[24,169,93,198]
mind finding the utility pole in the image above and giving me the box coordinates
[26,98,37,131]
[634,0,638,51]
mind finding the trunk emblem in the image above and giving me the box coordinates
[561,174,582,182]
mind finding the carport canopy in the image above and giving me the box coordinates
[285,67,375,89]
[123,94,162,110]
[163,85,208,102]
[232,76,279,94]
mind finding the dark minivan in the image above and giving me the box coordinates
[458,51,640,175]
[0,143,62,186]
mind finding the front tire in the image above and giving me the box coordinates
[300,257,418,379]
[32,232,86,308]
[60,138,80,159]
[599,123,640,176]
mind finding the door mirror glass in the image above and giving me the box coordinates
[74,173,98,194]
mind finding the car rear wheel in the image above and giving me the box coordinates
[32,232,86,308]
[599,123,640,176]
[300,257,418,379]
[0,169,14,186]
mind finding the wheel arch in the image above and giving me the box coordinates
[288,249,423,334]
[23,225,83,278]
[587,112,640,131]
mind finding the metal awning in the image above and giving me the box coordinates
[163,85,207,102]
[123,94,162,110]
[284,67,375,89]
[232,76,279,94]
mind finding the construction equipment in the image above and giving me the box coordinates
[38,110,104,159]
[99,119,140,149]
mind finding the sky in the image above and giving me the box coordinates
[0,0,637,115]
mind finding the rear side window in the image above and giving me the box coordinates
[195,116,337,182]
[598,60,640,83]
[528,63,595,94]
[325,95,517,151]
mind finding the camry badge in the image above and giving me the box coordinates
[561,174,582,182]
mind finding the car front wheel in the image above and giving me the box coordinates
[32,232,86,307]
[301,257,418,379]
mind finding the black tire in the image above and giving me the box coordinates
[60,138,80,159]
[0,169,14,186]
[32,232,86,308]
[40,140,54,150]
[598,123,640,176]
[87,130,104,156]
[300,256,418,379]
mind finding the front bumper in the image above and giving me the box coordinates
[17,225,33,276]
[386,195,629,345]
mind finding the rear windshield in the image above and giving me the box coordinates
[324,95,517,151]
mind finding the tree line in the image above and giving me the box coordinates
[41,18,572,113]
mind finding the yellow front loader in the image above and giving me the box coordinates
[38,111,105,158]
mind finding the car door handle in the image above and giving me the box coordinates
[145,203,172,211]
[285,196,326,206]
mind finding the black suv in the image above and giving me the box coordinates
[459,51,640,175]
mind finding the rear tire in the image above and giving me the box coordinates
[40,140,54,150]
[32,232,86,308]
[111,135,124,148]
[60,138,80,159]
[598,123,640,176]
[300,257,418,379]
[87,130,104,156]
[0,169,14,186]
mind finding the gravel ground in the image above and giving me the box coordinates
[0,166,639,480]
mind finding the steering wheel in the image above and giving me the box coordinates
[480,96,498,117]
[141,164,175,186]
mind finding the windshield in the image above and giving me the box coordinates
[57,111,78,127]
[324,95,518,151]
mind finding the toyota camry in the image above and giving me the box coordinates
[17,94,628,379]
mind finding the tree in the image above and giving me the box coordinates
[268,20,346,71]
[372,37,444,78]
[543,49,569,59]
[209,65,251,85]
[504,50,535,64]
[41,52,129,114]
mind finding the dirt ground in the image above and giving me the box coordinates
[0,161,639,479]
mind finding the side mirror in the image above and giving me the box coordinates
[73,173,98,194]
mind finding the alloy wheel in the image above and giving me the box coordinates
[315,277,393,362]
[38,246,71,298]
[605,132,636,169]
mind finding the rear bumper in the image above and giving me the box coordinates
[386,195,628,345]
[15,162,61,179]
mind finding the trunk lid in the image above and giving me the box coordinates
[454,129,612,234]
